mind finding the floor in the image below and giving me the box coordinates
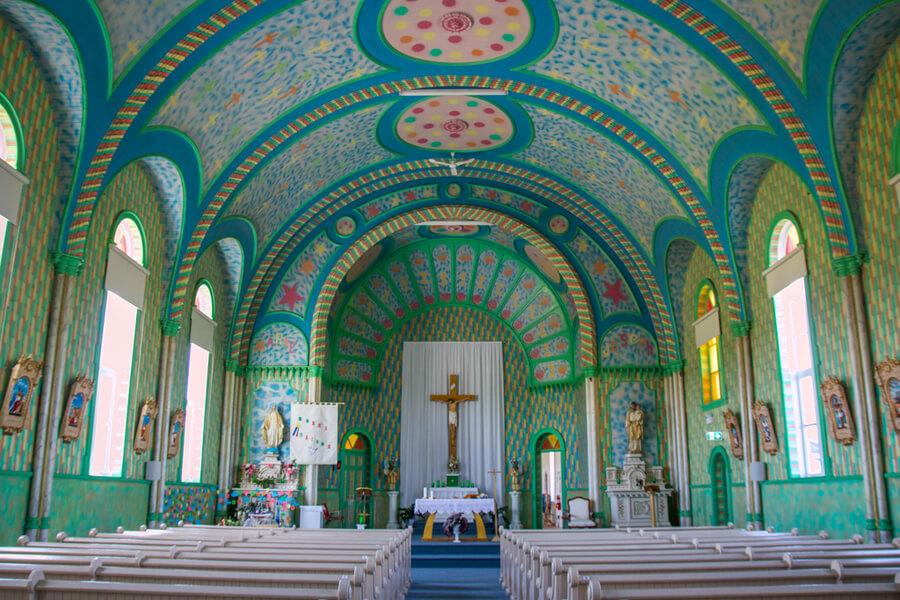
[406,540,508,599]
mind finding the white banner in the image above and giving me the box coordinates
[290,403,338,465]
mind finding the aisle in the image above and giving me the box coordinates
[406,540,508,599]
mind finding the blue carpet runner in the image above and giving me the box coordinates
[406,540,508,599]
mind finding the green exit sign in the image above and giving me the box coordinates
[705,431,723,441]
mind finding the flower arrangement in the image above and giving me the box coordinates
[442,512,469,538]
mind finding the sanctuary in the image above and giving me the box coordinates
[0,1,898,598]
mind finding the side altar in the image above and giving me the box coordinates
[605,402,672,527]
[229,406,302,527]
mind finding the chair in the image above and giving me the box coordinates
[565,496,596,528]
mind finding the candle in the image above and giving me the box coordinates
[423,487,427,499]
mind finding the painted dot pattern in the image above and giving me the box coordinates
[397,95,514,151]
[382,0,532,63]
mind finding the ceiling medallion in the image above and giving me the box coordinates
[381,0,533,64]
[397,95,513,151]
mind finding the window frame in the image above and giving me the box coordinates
[695,279,726,411]
[193,279,216,320]
[766,212,831,479]
[0,92,25,171]
[85,213,148,478]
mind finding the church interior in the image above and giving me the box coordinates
[0,0,898,598]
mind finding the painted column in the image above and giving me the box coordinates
[25,252,82,541]
[836,257,892,542]
[671,363,691,526]
[304,365,323,505]
[216,363,236,520]
[230,370,247,478]
[148,319,180,527]
[732,321,762,529]
[582,368,601,521]
[664,373,679,501]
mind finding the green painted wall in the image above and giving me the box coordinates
[0,471,31,544]
[49,476,149,537]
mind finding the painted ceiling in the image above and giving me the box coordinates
[2,0,895,372]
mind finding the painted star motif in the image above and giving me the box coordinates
[278,284,304,311]
[602,279,627,306]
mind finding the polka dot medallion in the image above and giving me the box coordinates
[382,0,532,64]
[397,95,513,151]
[335,216,356,237]
[548,214,570,235]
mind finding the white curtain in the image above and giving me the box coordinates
[400,342,505,505]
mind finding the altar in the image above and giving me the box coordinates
[414,497,496,541]
[425,486,479,500]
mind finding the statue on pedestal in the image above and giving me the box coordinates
[261,406,285,451]
[384,458,399,491]
[625,402,644,455]
[507,458,521,492]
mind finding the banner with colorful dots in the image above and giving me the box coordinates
[290,403,338,464]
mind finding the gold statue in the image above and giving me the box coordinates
[508,458,521,492]
[626,401,644,455]
[261,405,284,450]
[430,374,477,473]
[384,458,399,491]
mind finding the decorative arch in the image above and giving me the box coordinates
[111,211,146,266]
[193,279,214,320]
[307,205,597,371]
[529,426,568,529]
[249,321,309,368]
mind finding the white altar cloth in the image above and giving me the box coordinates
[415,498,496,518]
[427,487,479,499]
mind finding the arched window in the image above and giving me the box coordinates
[89,215,147,476]
[695,282,723,407]
[768,218,823,477]
[181,284,216,482]
[0,101,19,170]
[0,98,24,280]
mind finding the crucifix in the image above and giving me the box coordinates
[430,374,477,473]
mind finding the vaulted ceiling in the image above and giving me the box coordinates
[2,0,897,369]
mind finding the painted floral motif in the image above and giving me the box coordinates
[409,248,436,304]
[429,224,479,236]
[335,359,373,383]
[272,232,338,318]
[533,360,571,383]
[524,244,561,284]
[600,323,658,367]
[471,249,499,305]
[529,335,570,361]
[514,289,555,331]
[339,309,385,344]
[567,231,639,317]
[501,272,539,320]
[337,336,377,360]
[250,322,309,366]
[531,0,763,190]
[250,382,297,463]
[367,273,405,318]
[388,259,420,309]
[381,0,532,63]
[358,186,438,221]
[454,244,476,301]
[432,244,453,301]
[519,104,689,254]
[548,214,570,235]
[225,107,391,248]
[350,288,393,329]
[485,257,521,311]
[522,310,564,344]
[215,238,243,321]
[470,186,544,219]
[335,215,356,236]
[154,0,381,186]
[162,485,215,525]
[396,96,513,151]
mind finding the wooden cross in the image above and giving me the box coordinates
[430,374,477,473]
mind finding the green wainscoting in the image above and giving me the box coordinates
[886,476,900,538]
[0,471,30,544]
[761,477,865,539]
[49,476,150,537]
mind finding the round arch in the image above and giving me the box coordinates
[307,205,598,369]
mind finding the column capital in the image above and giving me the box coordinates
[582,365,598,379]
[662,360,685,375]
[160,318,181,337]
[224,359,240,373]
[831,253,866,277]
[306,364,324,378]
[730,320,751,337]
[50,251,84,276]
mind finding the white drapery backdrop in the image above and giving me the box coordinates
[399,342,505,505]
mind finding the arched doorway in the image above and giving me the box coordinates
[339,430,372,527]
[709,447,732,526]
[531,429,567,529]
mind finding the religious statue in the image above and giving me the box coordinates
[384,457,399,491]
[508,458,521,492]
[431,374,477,473]
[261,405,285,451]
[625,401,644,455]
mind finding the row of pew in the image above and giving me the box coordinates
[0,523,411,599]
[500,525,900,600]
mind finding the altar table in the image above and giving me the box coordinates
[414,497,496,541]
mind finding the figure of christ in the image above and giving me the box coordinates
[430,374,477,473]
